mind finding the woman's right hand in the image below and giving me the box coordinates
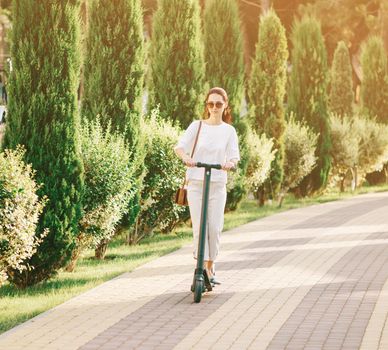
[182,155,196,167]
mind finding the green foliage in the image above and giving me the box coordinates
[82,0,147,243]
[82,0,145,149]
[130,110,187,244]
[78,120,134,251]
[328,114,388,189]
[225,118,249,211]
[329,42,354,116]
[248,9,288,198]
[227,117,275,209]
[244,129,276,193]
[328,114,359,189]
[203,0,244,119]
[149,0,205,128]
[0,148,47,286]
[353,115,388,177]
[282,115,318,193]
[4,0,84,287]
[360,36,388,124]
[288,15,331,194]
[298,0,386,58]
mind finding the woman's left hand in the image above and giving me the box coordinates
[222,161,236,171]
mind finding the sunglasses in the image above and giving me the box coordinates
[206,101,224,109]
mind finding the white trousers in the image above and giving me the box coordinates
[187,180,227,262]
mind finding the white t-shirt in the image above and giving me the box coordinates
[175,120,240,184]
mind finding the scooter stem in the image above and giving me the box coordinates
[195,166,212,279]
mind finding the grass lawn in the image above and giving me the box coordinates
[1,183,388,334]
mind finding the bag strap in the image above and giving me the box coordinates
[182,121,202,187]
[190,121,202,158]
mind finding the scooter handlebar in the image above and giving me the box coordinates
[195,162,236,171]
[195,162,222,169]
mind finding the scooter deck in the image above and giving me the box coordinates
[203,270,213,292]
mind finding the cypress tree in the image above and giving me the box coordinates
[329,41,354,117]
[82,0,145,150]
[82,0,146,258]
[248,9,288,199]
[288,16,331,194]
[360,36,388,124]
[203,0,244,120]
[203,0,246,209]
[149,0,205,128]
[3,0,83,286]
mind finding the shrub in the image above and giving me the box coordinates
[280,116,318,205]
[329,114,358,191]
[0,148,47,286]
[66,120,134,268]
[130,110,187,244]
[244,129,276,194]
[225,118,249,211]
[353,116,388,183]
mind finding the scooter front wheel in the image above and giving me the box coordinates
[194,280,204,303]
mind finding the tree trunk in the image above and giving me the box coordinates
[95,239,108,260]
[65,245,82,272]
[350,166,358,191]
[257,188,265,207]
[277,187,287,208]
[340,175,346,193]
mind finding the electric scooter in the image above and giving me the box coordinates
[191,162,222,303]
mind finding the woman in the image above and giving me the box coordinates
[174,87,240,285]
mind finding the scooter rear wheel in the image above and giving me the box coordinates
[194,280,203,303]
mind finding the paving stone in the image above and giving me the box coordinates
[0,192,387,350]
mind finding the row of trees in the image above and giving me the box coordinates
[142,0,388,66]
[1,0,388,289]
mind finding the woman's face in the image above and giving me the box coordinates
[206,93,226,118]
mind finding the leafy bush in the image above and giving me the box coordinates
[353,115,388,182]
[226,118,249,211]
[130,110,187,244]
[280,116,318,204]
[244,129,275,193]
[327,114,388,190]
[0,148,47,286]
[329,114,358,191]
[67,120,134,267]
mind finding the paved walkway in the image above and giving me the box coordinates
[1,191,388,350]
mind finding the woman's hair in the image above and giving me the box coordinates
[202,87,232,124]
